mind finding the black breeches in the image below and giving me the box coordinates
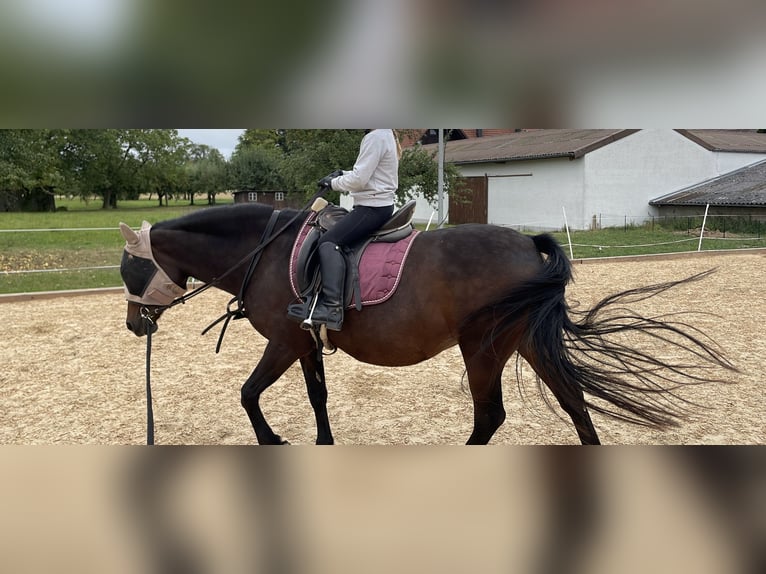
[318,204,394,248]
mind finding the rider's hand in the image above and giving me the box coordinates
[318,170,342,190]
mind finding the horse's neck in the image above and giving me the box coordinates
[153,212,294,292]
[152,228,242,289]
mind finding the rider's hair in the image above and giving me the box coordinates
[392,129,403,159]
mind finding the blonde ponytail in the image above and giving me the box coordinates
[393,129,402,159]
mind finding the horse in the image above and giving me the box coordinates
[119,202,736,445]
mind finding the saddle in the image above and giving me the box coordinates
[289,200,418,313]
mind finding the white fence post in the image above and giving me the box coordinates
[698,203,710,252]
[562,206,574,259]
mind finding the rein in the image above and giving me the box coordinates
[141,308,158,445]
[138,188,327,445]
[200,207,282,353]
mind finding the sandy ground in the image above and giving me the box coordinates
[1,251,763,445]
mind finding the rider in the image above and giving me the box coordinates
[308,129,401,331]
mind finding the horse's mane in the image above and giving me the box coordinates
[153,203,303,237]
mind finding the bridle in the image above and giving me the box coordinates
[132,187,328,444]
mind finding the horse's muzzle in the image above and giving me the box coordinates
[125,303,162,337]
[126,317,148,337]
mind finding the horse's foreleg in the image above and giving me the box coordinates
[241,340,300,445]
[299,353,334,445]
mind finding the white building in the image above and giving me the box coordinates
[415,129,766,230]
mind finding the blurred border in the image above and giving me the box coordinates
[0,0,764,127]
[0,446,762,574]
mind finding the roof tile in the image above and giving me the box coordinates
[651,159,766,207]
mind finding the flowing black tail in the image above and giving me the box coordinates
[483,234,738,428]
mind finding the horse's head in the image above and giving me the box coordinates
[119,221,187,336]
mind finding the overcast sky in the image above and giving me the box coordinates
[177,129,244,159]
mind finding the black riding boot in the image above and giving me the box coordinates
[309,242,346,331]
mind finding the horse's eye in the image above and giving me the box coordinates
[121,251,158,297]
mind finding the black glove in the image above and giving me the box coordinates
[318,170,342,190]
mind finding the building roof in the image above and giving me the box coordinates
[397,129,519,148]
[419,129,638,164]
[650,159,766,207]
[676,130,766,153]
[411,129,766,165]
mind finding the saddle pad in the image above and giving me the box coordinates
[354,231,419,307]
[289,213,420,308]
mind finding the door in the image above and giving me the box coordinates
[449,175,488,224]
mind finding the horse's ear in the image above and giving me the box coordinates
[119,222,139,245]
[141,220,151,230]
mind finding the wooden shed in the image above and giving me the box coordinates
[232,189,305,209]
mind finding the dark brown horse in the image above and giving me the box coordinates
[120,203,735,445]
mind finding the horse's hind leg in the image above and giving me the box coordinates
[464,368,505,445]
[241,340,301,445]
[459,333,519,445]
[518,343,600,445]
[299,352,334,445]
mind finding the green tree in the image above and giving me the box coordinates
[186,145,227,205]
[235,129,285,153]
[270,129,365,201]
[0,129,66,211]
[227,145,284,192]
[60,129,188,209]
[233,129,463,207]
[60,129,132,209]
[130,129,189,206]
[397,143,464,207]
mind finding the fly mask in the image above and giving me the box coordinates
[119,221,187,306]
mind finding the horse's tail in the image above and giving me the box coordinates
[488,233,737,428]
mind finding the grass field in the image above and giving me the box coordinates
[1,197,764,294]
[0,197,233,293]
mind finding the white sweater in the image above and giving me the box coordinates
[331,129,398,207]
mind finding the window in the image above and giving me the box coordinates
[275,192,285,202]
[248,192,258,202]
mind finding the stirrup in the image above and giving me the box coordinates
[300,293,323,331]
[304,303,343,332]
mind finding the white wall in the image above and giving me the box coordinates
[583,130,716,228]
[462,159,584,230]
[584,130,766,228]
[714,151,766,174]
